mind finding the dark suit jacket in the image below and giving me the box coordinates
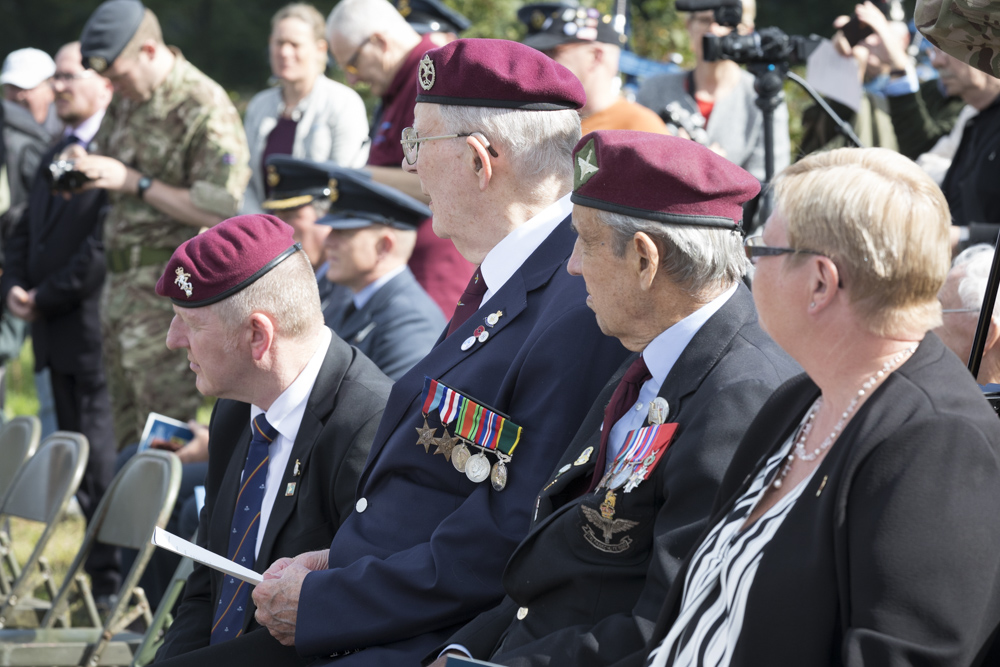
[294,215,630,665]
[327,267,445,381]
[439,285,799,666]
[0,136,108,374]
[155,334,392,660]
[631,333,1000,667]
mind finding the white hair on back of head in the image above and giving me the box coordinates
[437,105,580,202]
[327,0,414,45]
[953,244,996,315]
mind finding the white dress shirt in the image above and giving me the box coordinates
[352,265,405,310]
[605,284,738,468]
[65,108,106,147]
[248,326,332,556]
[479,193,573,306]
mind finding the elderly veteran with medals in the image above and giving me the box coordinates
[151,38,627,667]
[429,130,799,667]
[630,147,1000,667]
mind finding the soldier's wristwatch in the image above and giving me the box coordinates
[137,175,153,200]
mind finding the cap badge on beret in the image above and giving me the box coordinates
[329,178,340,203]
[575,138,600,189]
[418,54,436,91]
[267,165,280,188]
[174,267,194,298]
[89,56,108,73]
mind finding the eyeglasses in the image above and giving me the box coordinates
[51,71,96,83]
[400,127,499,165]
[743,235,825,265]
[343,36,371,75]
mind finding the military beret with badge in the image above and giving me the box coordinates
[80,0,146,73]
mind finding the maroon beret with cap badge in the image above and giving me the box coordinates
[571,130,761,230]
[415,38,585,111]
[155,214,302,307]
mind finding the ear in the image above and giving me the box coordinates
[370,31,388,53]
[139,40,157,59]
[633,231,661,292]
[374,228,394,259]
[808,256,841,313]
[466,135,494,191]
[247,312,277,362]
[986,316,1000,352]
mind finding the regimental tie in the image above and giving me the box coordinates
[447,267,488,336]
[210,414,278,644]
[586,356,652,494]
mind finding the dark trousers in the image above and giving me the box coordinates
[49,366,120,597]
[154,627,308,666]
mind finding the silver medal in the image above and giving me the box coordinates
[466,452,491,483]
[491,460,508,491]
[452,443,471,472]
[609,463,634,490]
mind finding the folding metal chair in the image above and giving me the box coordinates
[0,449,180,667]
[0,417,42,597]
[129,555,193,667]
[0,432,88,628]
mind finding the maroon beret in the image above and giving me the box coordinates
[571,130,761,230]
[415,38,585,110]
[155,214,302,307]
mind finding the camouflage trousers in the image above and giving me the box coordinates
[101,265,202,450]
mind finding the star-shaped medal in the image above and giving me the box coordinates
[432,432,461,462]
[415,417,438,453]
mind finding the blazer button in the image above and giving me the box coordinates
[356,498,368,513]
[516,607,528,620]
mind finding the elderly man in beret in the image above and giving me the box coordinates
[153,38,627,667]
[153,214,392,660]
[66,0,250,452]
[431,130,799,667]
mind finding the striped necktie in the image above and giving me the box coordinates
[210,414,278,644]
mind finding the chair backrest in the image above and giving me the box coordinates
[0,432,87,524]
[0,416,41,507]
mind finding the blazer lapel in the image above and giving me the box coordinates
[255,336,350,567]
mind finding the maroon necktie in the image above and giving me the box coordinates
[586,356,652,493]
[447,267,488,336]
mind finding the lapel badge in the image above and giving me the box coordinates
[648,397,669,425]
[461,336,476,351]
[293,459,301,476]
[174,267,193,297]
[574,446,593,466]
[418,54,436,91]
[486,310,502,327]
[285,482,296,496]
[474,326,486,338]
[816,475,829,497]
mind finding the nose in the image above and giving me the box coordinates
[165,316,187,350]
[567,235,583,276]
[402,155,417,174]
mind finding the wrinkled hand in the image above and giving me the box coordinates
[252,561,310,646]
[6,286,36,322]
[261,549,329,579]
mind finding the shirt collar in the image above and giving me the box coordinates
[65,108,106,146]
[250,327,333,442]
[642,283,738,386]
[353,265,405,310]
[479,193,572,305]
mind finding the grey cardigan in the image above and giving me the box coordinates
[241,74,370,213]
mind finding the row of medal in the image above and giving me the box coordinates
[416,418,511,491]
[596,396,675,494]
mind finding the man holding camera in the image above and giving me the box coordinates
[0,40,120,604]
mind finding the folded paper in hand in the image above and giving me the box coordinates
[151,527,263,585]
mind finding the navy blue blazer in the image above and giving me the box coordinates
[438,285,800,666]
[295,215,629,664]
[327,266,446,381]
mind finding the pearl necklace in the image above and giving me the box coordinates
[772,345,917,490]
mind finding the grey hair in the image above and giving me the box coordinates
[437,105,581,202]
[953,243,996,315]
[213,249,323,341]
[326,0,415,45]
[599,209,748,293]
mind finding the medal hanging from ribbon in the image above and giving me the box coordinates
[598,423,678,493]
[418,377,523,491]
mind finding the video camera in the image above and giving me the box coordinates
[675,0,820,67]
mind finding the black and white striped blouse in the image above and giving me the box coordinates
[647,430,816,667]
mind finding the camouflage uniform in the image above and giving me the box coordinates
[91,50,250,448]
[916,0,1000,77]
